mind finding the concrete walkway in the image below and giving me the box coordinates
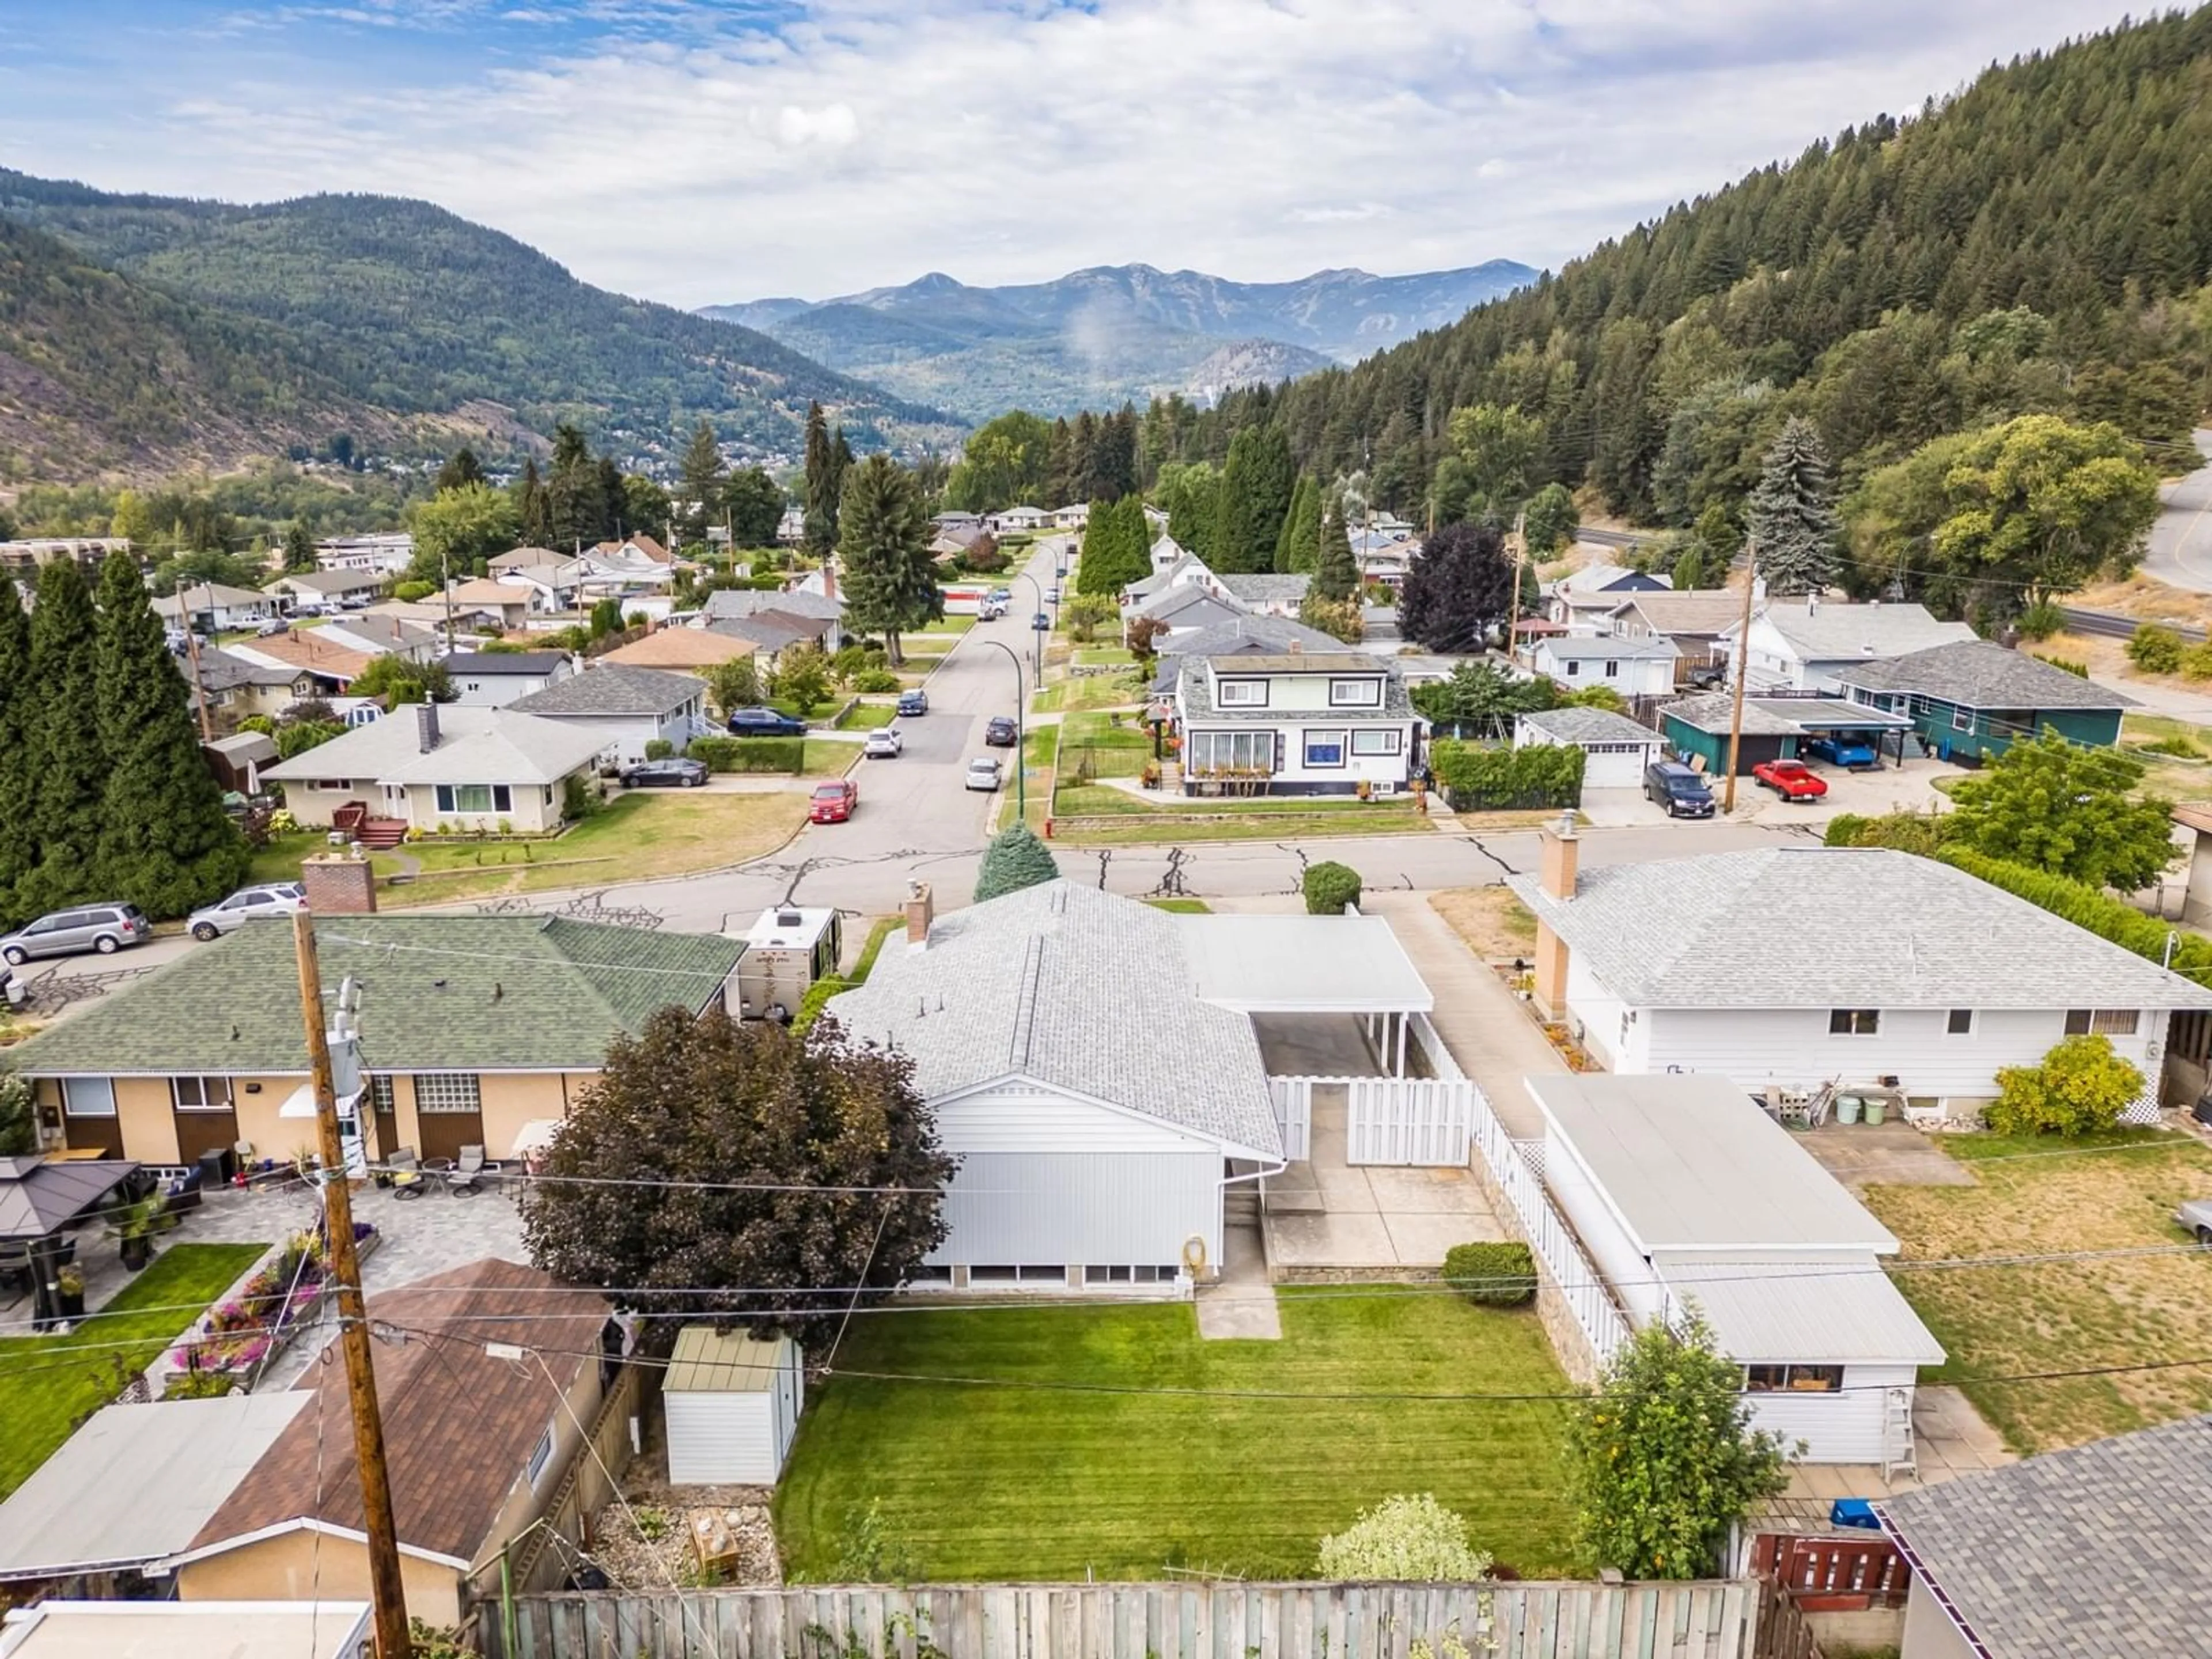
[1195,1218,1282,1338]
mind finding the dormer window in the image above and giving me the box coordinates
[1217,679,1268,707]
[1328,678,1382,706]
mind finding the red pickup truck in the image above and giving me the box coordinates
[1752,759,1828,801]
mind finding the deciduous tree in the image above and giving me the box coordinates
[1522,482,1580,557]
[836,456,940,664]
[409,482,520,585]
[433,446,485,494]
[1946,728,2176,891]
[1396,522,1517,652]
[707,656,763,716]
[282,521,318,572]
[724,467,786,550]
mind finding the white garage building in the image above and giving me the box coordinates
[1513,706,1668,790]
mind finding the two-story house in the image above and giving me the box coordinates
[1722,597,1976,694]
[442,650,575,707]
[1173,647,1421,795]
[1522,634,1680,698]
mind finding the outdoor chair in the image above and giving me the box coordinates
[386,1147,427,1200]
[440,1145,499,1198]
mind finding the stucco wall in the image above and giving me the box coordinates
[177,1530,464,1630]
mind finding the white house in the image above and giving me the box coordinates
[1513,706,1668,790]
[1173,649,1421,795]
[1508,832,2212,1115]
[1051,504,1090,530]
[1526,1073,1945,1465]
[507,662,710,768]
[1723,597,1976,695]
[315,532,414,574]
[1523,634,1680,698]
[993,505,1049,532]
[154,583,274,633]
[270,569,384,612]
[441,650,575,707]
[315,613,442,664]
[829,882,1285,1291]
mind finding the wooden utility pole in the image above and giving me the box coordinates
[181,596,213,743]
[291,912,412,1658]
[1721,550,1759,815]
[1503,509,1528,662]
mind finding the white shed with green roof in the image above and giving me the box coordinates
[662,1327,804,1486]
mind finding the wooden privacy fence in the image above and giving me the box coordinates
[1347,1078,1476,1166]
[486,1580,1772,1659]
[1749,1533,1908,1612]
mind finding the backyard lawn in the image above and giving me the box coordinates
[1863,1128,2212,1453]
[1033,676,1143,714]
[1047,785,1432,846]
[0,1242,267,1499]
[775,1289,1577,1582]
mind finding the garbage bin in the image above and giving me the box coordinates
[198,1146,236,1187]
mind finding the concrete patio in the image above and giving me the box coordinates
[1798,1120,1977,1189]
[1760,1385,2017,1531]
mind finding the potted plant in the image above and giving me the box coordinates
[107,1193,177,1272]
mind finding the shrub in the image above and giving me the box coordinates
[560,774,596,821]
[2180,639,2212,681]
[975,824,1060,903]
[1821,812,1866,848]
[1303,861,1362,915]
[393,579,435,603]
[2031,652,2089,677]
[643,738,675,761]
[1823,808,1952,855]
[1315,1494,1493,1582]
[2127,624,2185,674]
[1988,1034,2144,1137]
[1441,1241,1536,1306]
[2014,597,2066,640]
[853,669,901,694]
[1429,740,1585,812]
[686,736,804,774]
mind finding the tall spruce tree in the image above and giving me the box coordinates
[1214,424,1296,573]
[21,559,104,915]
[1075,497,1151,596]
[1745,416,1840,595]
[516,457,554,547]
[802,403,837,555]
[282,521,317,572]
[973,824,1060,903]
[1312,502,1359,601]
[93,554,247,916]
[0,577,33,923]
[546,422,605,551]
[594,457,627,538]
[1275,474,1322,573]
[678,419,727,544]
[434,446,485,493]
[836,456,941,665]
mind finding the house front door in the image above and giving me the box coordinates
[382,783,408,819]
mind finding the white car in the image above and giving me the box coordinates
[188,882,308,941]
[965,756,1002,793]
[863,726,904,759]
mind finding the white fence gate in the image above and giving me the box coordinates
[1346,1078,1475,1166]
[1268,1077,1314,1162]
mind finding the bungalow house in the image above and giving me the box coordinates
[600,627,759,674]
[509,662,710,767]
[1507,833,2212,1115]
[929,523,993,562]
[707,610,829,665]
[488,545,566,574]
[1128,581,1247,645]
[168,1260,613,1630]
[314,533,413,574]
[1216,573,1311,618]
[1,912,744,1165]
[1172,649,1421,795]
[154,583,275,634]
[441,649,574,707]
[932,510,983,531]
[1527,1073,1944,1466]
[1722,597,1976,695]
[1544,563,1669,630]
[1051,504,1090,530]
[315,613,442,664]
[1876,1413,2212,1659]
[1603,589,1744,683]
[993,505,1050,532]
[268,568,384,612]
[590,533,671,566]
[439,578,538,632]
[1522,634,1680,699]
[1657,689,1914,776]
[1838,638,2137,760]
[1513,706,1668,790]
[261,702,607,835]
[224,630,374,695]
[188,648,327,726]
[700,587,844,651]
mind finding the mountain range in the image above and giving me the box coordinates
[699,262,1537,421]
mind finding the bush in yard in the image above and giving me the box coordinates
[0,1072,36,1157]
[560,774,597,821]
[1315,1494,1493,1582]
[1441,1241,1535,1306]
[707,656,762,716]
[1566,1312,1790,1580]
[687,736,804,774]
[853,669,901,694]
[2013,597,2066,640]
[643,738,674,761]
[2127,623,2184,674]
[2181,640,2212,681]
[1822,808,1951,855]
[1987,1034,2143,1137]
[1303,861,1362,914]
[974,824,1060,903]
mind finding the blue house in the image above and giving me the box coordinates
[1838,640,2136,760]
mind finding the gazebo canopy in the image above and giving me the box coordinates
[0,1156,142,1242]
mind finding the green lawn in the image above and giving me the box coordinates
[1142,899,1212,913]
[1033,676,1143,714]
[770,698,845,722]
[916,615,978,635]
[834,702,900,730]
[775,1290,1575,1581]
[1059,713,1152,781]
[1074,648,1135,667]
[0,1243,267,1499]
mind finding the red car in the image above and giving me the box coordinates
[1753,759,1828,801]
[809,779,858,823]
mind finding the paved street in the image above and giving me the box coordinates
[2141,427,2212,593]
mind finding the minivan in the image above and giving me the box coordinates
[1643,760,1717,819]
[0,903,153,964]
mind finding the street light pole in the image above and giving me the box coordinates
[1015,570,1046,680]
[980,638,1027,824]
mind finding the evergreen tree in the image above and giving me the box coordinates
[1075,497,1150,597]
[281,520,317,572]
[1068,411,1101,502]
[677,419,726,543]
[802,403,837,555]
[724,467,785,550]
[836,456,941,665]
[1094,406,1139,501]
[0,577,33,922]
[1397,522,1518,653]
[973,825,1060,903]
[1044,417,1077,507]
[515,457,554,547]
[1274,474,1321,573]
[1213,424,1295,573]
[595,457,627,537]
[93,553,247,916]
[546,422,605,551]
[1162,461,1218,560]
[20,559,105,916]
[1312,502,1359,601]
[1745,416,1840,596]
[434,446,485,493]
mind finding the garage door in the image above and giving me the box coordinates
[1581,743,1653,789]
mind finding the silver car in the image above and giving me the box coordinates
[863,726,904,759]
[187,882,307,942]
[965,756,1002,793]
[0,903,153,964]
[2176,1197,2212,1245]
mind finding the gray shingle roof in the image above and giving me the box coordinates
[700,588,843,622]
[828,882,1281,1156]
[1740,599,1977,659]
[1604,589,1745,635]
[1516,707,1667,747]
[1150,617,1345,693]
[509,662,704,717]
[1536,635,1680,660]
[707,612,825,652]
[1178,656,1414,722]
[4,915,743,1076]
[1216,574,1312,607]
[1838,639,2138,711]
[262,704,607,786]
[1506,847,2212,1011]
[1660,691,1806,736]
[439,651,570,675]
[1877,1414,2212,1659]
[1134,584,1244,625]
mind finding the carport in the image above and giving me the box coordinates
[1176,913,1434,1074]
[1751,695,1917,768]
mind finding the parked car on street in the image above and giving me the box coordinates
[1802,734,1877,770]
[809,779,858,823]
[253,618,290,638]
[965,757,1003,793]
[984,715,1019,748]
[987,588,1013,605]
[619,756,709,789]
[1,903,153,963]
[1045,586,1061,604]
[897,689,929,717]
[1753,758,1829,800]
[1643,761,1716,819]
[187,882,307,941]
[863,727,904,758]
[1031,612,1051,631]
[727,706,807,738]
[2175,1195,2212,1244]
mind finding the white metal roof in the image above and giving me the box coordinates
[1525,1073,1900,1253]
[0,1395,308,1578]
[0,1601,369,1659]
[1674,1265,1946,1365]
[741,907,838,949]
[1177,914,1434,1015]
[665,1325,791,1394]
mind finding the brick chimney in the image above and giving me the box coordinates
[820,558,836,602]
[904,880,934,950]
[301,850,377,915]
[1532,812,1577,1019]
[415,701,441,752]
[1286,638,1302,654]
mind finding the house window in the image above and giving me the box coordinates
[1216,679,1268,707]
[525,1425,555,1488]
[62,1078,116,1118]
[1083,1266,1183,1285]
[434,783,514,815]
[2065,1009,2139,1036]
[1564,660,1582,677]
[1951,705,1975,732]
[1328,678,1382,707]
[1186,730,1275,773]
[1828,1009,1880,1036]
[1744,1364,1844,1393]
[412,1073,482,1114]
[1350,729,1403,756]
[1603,660,1620,678]
[1947,1009,1974,1036]
[366,1075,395,1114]
[1303,730,1347,768]
[315,780,351,792]
[172,1076,233,1112]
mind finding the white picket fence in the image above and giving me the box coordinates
[1408,1012,1463,1080]
[1268,1077,1314,1162]
[1465,1078,1631,1369]
[1346,1077,1476,1165]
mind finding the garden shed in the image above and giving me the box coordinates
[663,1327,805,1485]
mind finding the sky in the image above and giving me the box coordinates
[0,0,2143,310]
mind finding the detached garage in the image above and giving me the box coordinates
[1513,706,1666,790]
[663,1328,805,1486]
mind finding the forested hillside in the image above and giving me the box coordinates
[1151,9,2212,566]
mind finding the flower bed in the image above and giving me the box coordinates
[158,1222,378,1385]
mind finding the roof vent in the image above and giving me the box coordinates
[777,909,804,928]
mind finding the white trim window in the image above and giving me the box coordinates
[1303,730,1347,768]
[434,783,515,815]
[525,1425,556,1487]
[1187,730,1275,772]
[2065,1009,2140,1036]
[62,1078,116,1118]
[412,1073,483,1114]
[1827,1009,1880,1035]
[1350,729,1403,756]
[1328,678,1382,707]
[1215,679,1268,707]
[172,1076,233,1112]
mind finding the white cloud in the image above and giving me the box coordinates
[0,0,2140,307]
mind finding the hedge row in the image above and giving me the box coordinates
[1937,846,2212,981]
[1441,1241,1537,1306]
[686,736,804,774]
[1429,739,1585,812]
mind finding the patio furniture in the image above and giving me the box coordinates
[386,1147,427,1200]
[440,1145,499,1198]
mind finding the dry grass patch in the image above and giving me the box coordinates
[1431,887,1539,959]
[2067,572,2211,624]
[1863,1130,2212,1453]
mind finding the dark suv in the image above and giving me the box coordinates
[984,715,1019,747]
[1643,760,1717,819]
[726,706,806,738]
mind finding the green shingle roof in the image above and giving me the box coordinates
[3,916,743,1077]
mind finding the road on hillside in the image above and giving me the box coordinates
[2141,427,2212,594]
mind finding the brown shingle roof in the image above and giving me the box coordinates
[188,1260,604,1567]
[236,630,374,681]
[601,628,758,669]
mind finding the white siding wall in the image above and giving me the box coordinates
[665,1393,779,1484]
[1741,1365,1916,1465]
[1901,1578,1979,1659]
[1564,953,1633,1074]
[1532,647,1676,696]
[450,675,555,708]
[1540,1129,1669,1324]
